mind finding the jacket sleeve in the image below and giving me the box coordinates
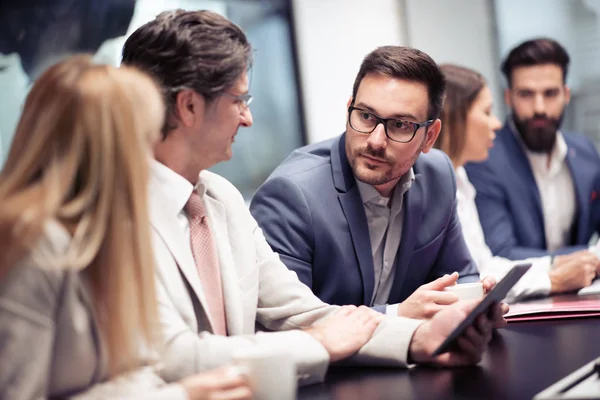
[249,175,315,289]
[154,262,331,387]
[587,136,600,237]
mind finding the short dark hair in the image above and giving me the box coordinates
[121,9,252,136]
[351,46,446,120]
[501,38,570,87]
[435,64,486,164]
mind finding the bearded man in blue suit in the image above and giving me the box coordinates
[465,38,600,267]
[250,46,499,319]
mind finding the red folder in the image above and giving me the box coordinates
[506,298,600,322]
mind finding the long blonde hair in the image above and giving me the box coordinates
[0,55,164,376]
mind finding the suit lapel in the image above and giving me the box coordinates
[148,179,216,333]
[202,191,244,335]
[332,135,375,305]
[564,141,589,243]
[338,190,375,304]
[388,174,424,302]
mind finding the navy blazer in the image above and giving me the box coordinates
[465,122,600,260]
[250,134,479,312]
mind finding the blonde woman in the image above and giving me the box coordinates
[435,64,599,302]
[0,55,251,400]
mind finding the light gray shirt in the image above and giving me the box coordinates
[356,168,415,314]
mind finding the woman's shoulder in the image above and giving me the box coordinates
[1,220,75,298]
[0,220,89,328]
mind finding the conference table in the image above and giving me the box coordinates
[297,294,600,400]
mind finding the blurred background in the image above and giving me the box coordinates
[1,0,600,199]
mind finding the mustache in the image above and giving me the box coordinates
[527,114,557,124]
[359,146,392,162]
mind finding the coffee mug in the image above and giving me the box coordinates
[444,282,484,301]
[231,347,296,400]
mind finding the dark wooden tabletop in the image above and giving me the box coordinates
[298,295,600,400]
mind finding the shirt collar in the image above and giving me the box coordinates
[151,160,199,215]
[356,168,415,207]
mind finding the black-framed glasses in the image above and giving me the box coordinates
[348,106,433,143]
[223,92,253,110]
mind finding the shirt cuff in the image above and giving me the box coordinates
[588,245,600,258]
[386,303,399,316]
[533,255,553,272]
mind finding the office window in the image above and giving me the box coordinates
[0,0,305,199]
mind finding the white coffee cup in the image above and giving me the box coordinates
[444,282,484,301]
[231,347,296,400]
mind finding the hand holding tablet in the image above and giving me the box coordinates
[407,263,531,366]
[432,262,532,356]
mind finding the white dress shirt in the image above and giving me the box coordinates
[456,166,552,302]
[510,123,576,251]
[151,159,206,255]
[356,169,415,314]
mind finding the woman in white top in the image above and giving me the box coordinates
[434,64,598,303]
[0,55,251,400]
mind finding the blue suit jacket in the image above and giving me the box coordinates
[250,134,479,312]
[465,122,600,260]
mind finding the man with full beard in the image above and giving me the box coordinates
[465,38,600,291]
[251,46,501,319]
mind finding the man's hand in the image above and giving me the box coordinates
[481,276,496,294]
[479,276,509,328]
[304,305,383,362]
[397,273,460,319]
[550,252,600,293]
[408,299,501,366]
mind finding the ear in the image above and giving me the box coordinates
[346,96,354,109]
[173,89,205,128]
[504,88,512,108]
[564,85,571,105]
[421,119,441,153]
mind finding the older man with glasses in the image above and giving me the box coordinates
[251,46,499,320]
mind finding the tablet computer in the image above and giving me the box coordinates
[431,262,532,356]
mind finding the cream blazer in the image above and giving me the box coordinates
[150,167,424,387]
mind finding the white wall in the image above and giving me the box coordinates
[404,0,504,118]
[292,0,406,143]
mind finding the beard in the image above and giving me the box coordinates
[349,138,424,186]
[512,111,564,154]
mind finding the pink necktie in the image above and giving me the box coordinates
[185,192,227,335]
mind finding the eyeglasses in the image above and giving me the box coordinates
[223,92,253,110]
[348,106,433,143]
